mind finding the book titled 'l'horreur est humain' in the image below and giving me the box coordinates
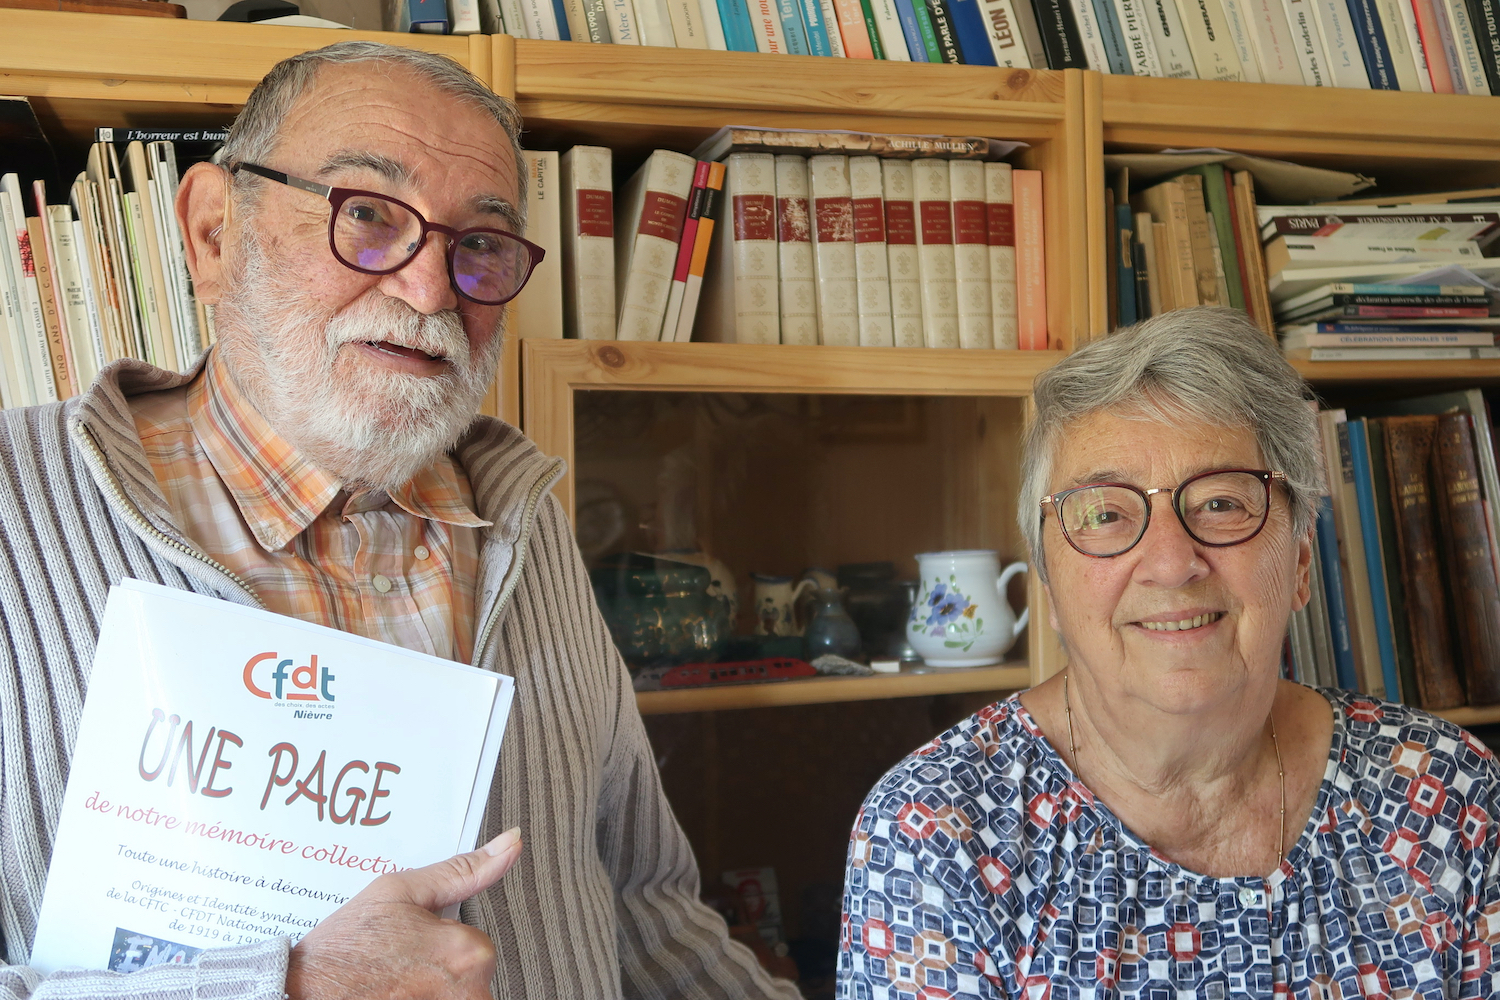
[30,578,514,974]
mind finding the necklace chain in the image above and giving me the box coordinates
[1063,673,1286,872]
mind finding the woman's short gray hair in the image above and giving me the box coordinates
[219,41,526,213]
[1017,306,1323,582]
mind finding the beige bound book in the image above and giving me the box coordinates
[615,149,696,341]
[807,154,859,347]
[513,150,563,339]
[774,155,820,347]
[881,160,924,349]
[950,160,993,350]
[847,156,893,348]
[559,145,615,340]
[985,163,1018,350]
[911,158,959,349]
[698,152,779,344]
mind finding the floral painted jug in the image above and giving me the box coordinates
[908,550,1029,667]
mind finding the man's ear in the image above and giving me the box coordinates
[176,162,231,305]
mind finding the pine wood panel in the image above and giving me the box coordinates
[1082,71,1108,342]
[1435,704,1500,727]
[513,38,1070,119]
[636,664,1030,714]
[1292,360,1500,383]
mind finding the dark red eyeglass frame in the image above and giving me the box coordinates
[230,161,545,306]
[1038,468,1287,558]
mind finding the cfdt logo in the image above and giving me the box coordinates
[243,652,336,704]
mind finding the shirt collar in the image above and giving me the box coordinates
[188,349,490,553]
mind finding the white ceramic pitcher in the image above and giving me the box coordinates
[908,550,1029,667]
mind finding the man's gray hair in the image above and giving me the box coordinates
[1017,306,1323,582]
[219,40,526,213]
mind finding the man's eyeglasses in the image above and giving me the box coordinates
[1039,469,1287,558]
[229,162,544,306]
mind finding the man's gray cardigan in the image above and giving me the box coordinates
[0,359,797,1000]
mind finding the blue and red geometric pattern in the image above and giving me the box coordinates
[838,688,1500,999]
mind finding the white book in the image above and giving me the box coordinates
[774,156,820,348]
[818,0,848,52]
[0,185,29,407]
[1071,0,1114,69]
[1114,0,1167,73]
[1443,0,1493,92]
[67,216,107,383]
[699,153,779,344]
[557,0,594,40]
[514,151,564,340]
[123,143,178,372]
[1011,0,1052,64]
[1266,259,1500,300]
[986,163,1019,350]
[1218,0,1266,78]
[30,579,514,973]
[848,156,894,348]
[93,145,148,363]
[949,160,993,350]
[148,144,202,365]
[0,176,54,403]
[666,0,709,45]
[1136,210,1162,316]
[605,0,642,39]
[699,0,728,47]
[519,0,563,37]
[881,160,924,349]
[748,0,788,49]
[559,145,616,341]
[1174,0,1248,79]
[980,0,1036,66]
[1307,0,1370,86]
[72,177,125,366]
[1391,0,1434,90]
[46,206,97,391]
[1243,0,1307,82]
[1281,0,1329,83]
[1267,236,1483,270]
[1371,0,1423,88]
[1145,0,1201,74]
[450,0,483,30]
[910,159,959,350]
[869,0,912,58]
[807,155,860,348]
[636,0,678,42]
[616,150,695,342]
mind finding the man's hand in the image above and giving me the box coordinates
[285,827,523,1000]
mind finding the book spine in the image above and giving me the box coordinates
[1308,0,1374,83]
[616,152,694,342]
[1444,0,1495,89]
[1286,330,1495,345]
[882,160,925,348]
[1115,202,1137,326]
[1383,414,1467,708]
[950,161,993,349]
[1012,0,1055,62]
[819,0,852,49]
[1284,0,1332,82]
[908,0,949,55]
[24,217,74,400]
[1244,0,1308,81]
[1219,0,1268,76]
[669,0,712,45]
[718,154,780,344]
[978,0,1036,61]
[48,206,97,389]
[560,146,616,342]
[1315,495,1360,690]
[1348,419,1403,704]
[699,0,730,47]
[1365,418,1417,702]
[775,155,822,347]
[1175,0,1248,77]
[1467,0,1500,90]
[1033,0,1092,64]
[674,162,726,342]
[834,0,880,53]
[0,200,28,407]
[1434,412,1500,705]
[557,0,592,39]
[1092,0,1138,67]
[1069,0,1114,67]
[891,0,930,54]
[718,0,760,47]
[1411,0,1457,88]
[859,0,891,53]
[68,216,108,381]
[661,161,712,342]
[519,0,561,37]
[0,182,54,402]
[987,163,1019,350]
[776,0,815,50]
[872,0,917,54]
[1136,211,1162,316]
[1013,169,1047,350]
[1334,413,1385,697]
[553,0,575,37]
[750,0,789,49]
[514,151,564,341]
[799,0,838,51]
[849,156,895,347]
[948,0,1003,56]
[911,159,959,348]
[808,155,861,346]
[1304,524,1338,687]
[1397,0,1437,88]
[1147,0,1202,73]
[1115,0,1167,70]
[1369,0,1426,86]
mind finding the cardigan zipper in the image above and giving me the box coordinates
[472,458,564,664]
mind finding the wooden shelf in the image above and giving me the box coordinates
[1432,704,1500,728]
[1290,360,1500,384]
[634,662,1029,714]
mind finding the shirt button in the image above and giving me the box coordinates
[1238,886,1259,907]
[372,574,393,593]
[414,545,431,560]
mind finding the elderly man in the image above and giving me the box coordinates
[0,41,797,1000]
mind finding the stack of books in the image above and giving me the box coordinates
[1288,392,1500,712]
[517,127,1049,349]
[1261,201,1500,361]
[432,0,1500,95]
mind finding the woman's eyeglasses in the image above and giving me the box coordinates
[230,162,544,307]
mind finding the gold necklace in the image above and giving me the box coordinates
[1063,672,1286,870]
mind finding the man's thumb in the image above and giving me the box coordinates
[384,827,523,912]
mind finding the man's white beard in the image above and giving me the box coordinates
[214,231,503,492]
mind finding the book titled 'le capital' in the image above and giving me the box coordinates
[30,579,514,973]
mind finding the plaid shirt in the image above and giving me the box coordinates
[131,349,488,663]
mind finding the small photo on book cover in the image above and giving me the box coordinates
[108,928,202,973]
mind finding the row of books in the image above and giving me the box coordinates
[0,136,205,411]
[429,0,1500,97]
[515,128,1049,348]
[1287,391,1500,711]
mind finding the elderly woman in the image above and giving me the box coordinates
[838,307,1500,999]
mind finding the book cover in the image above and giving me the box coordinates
[1347,418,1403,704]
[638,0,681,43]
[849,156,896,347]
[819,0,853,49]
[1217,0,1267,78]
[987,162,1019,350]
[24,214,74,400]
[906,0,948,57]
[1091,0,1136,68]
[1137,211,1162,315]
[1322,409,1383,697]
[1364,417,1416,703]
[44,201,99,389]
[1344,0,1400,86]
[1315,493,1360,690]
[661,161,713,342]
[1295,346,1500,359]
[1115,200,1137,327]
[1412,0,1458,89]
[949,0,1003,58]
[860,0,890,54]
[1180,165,1245,309]
[775,155,821,347]
[1262,236,1483,274]
[699,0,730,46]
[1145,0,1201,73]
[1282,329,1495,346]
[513,150,563,340]
[925,0,966,57]
[1069,0,1115,68]
[670,0,713,44]
[121,143,178,372]
[1433,411,1500,705]
[717,0,760,46]
[881,159,926,348]
[1013,168,1047,350]
[911,158,959,348]
[0,175,55,402]
[1281,0,1330,84]
[1257,207,1500,243]
[977,0,1034,61]
[950,160,993,349]
[808,155,860,347]
[1178,173,1222,307]
[559,145,616,341]
[1307,0,1372,85]
[1032,0,1091,63]
[1231,171,1275,334]
[673,161,727,343]
[1134,177,1200,309]
[615,149,695,342]
[450,0,484,31]
[871,0,916,54]
[1443,0,1495,90]
[800,0,841,53]
[1467,0,1500,90]
[146,144,202,366]
[1371,0,1426,88]
[29,579,513,972]
[1113,0,1165,71]
[833,0,880,54]
[698,152,780,344]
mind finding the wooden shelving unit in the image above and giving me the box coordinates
[1434,704,1500,728]
[636,662,1030,714]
